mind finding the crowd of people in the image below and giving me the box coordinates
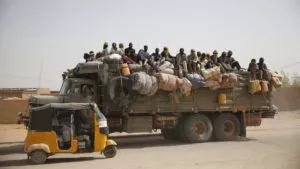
[83,42,269,81]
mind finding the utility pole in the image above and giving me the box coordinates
[37,57,43,95]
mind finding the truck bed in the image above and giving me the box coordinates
[127,72,271,114]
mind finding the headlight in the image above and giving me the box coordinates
[99,120,107,128]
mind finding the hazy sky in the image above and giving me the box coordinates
[0,0,300,90]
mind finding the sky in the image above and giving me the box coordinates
[0,0,300,90]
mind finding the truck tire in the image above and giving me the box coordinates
[183,114,213,143]
[213,113,241,141]
[105,76,133,110]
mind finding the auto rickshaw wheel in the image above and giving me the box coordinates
[103,145,117,158]
[30,150,47,164]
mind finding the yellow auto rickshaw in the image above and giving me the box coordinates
[24,103,117,164]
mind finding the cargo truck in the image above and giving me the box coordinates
[26,60,277,143]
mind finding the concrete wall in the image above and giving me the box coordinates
[273,87,300,111]
[0,100,28,124]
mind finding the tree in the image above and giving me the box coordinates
[291,72,300,86]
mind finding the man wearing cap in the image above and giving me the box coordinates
[125,42,137,62]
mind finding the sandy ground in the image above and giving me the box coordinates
[0,110,299,169]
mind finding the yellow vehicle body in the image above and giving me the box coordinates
[24,103,117,164]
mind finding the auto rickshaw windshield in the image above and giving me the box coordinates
[94,105,106,121]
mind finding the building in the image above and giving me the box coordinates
[0,88,59,124]
[0,88,56,100]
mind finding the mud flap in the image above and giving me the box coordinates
[238,112,247,137]
[106,139,117,146]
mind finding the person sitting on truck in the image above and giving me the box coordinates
[187,49,198,73]
[197,51,202,62]
[175,48,188,77]
[226,50,241,70]
[89,51,95,61]
[151,48,162,62]
[200,53,208,70]
[218,51,232,73]
[109,42,118,54]
[96,42,109,59]
[137,45,150,66]
[83,53,89,63]
[161,46,174,63]
[257,57,269,81]
[125,42,137,62]
[206,51,220,69]
[248,58,258,80]
[118,43,125,56]
[83,51,94,62]
[205,53,213,69]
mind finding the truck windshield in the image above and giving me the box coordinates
[59,80,72,96]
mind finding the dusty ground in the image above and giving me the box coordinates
[0,110,300,169]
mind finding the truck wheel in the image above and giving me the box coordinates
[103,145,117,158]
[30,150,47,164]
[183,114,213,143]
[213,113,241,141]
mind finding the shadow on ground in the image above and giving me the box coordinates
[0,134,256,155]
[0,134,256,167]
[0,144,24,155]
[0,157,104,167]
[0,141,23,145]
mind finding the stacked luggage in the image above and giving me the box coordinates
[100,54,283,104]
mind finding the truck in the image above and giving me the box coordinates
[26,59,278,143]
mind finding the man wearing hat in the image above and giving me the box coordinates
[118,43,125,56]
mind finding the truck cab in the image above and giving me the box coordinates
[29,78,95,107]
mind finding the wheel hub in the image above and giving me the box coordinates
[194,121,207,135]
[224,120,235,135]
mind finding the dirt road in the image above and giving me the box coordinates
[0,110,300,169]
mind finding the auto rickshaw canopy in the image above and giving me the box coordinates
[29,103,101,132]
